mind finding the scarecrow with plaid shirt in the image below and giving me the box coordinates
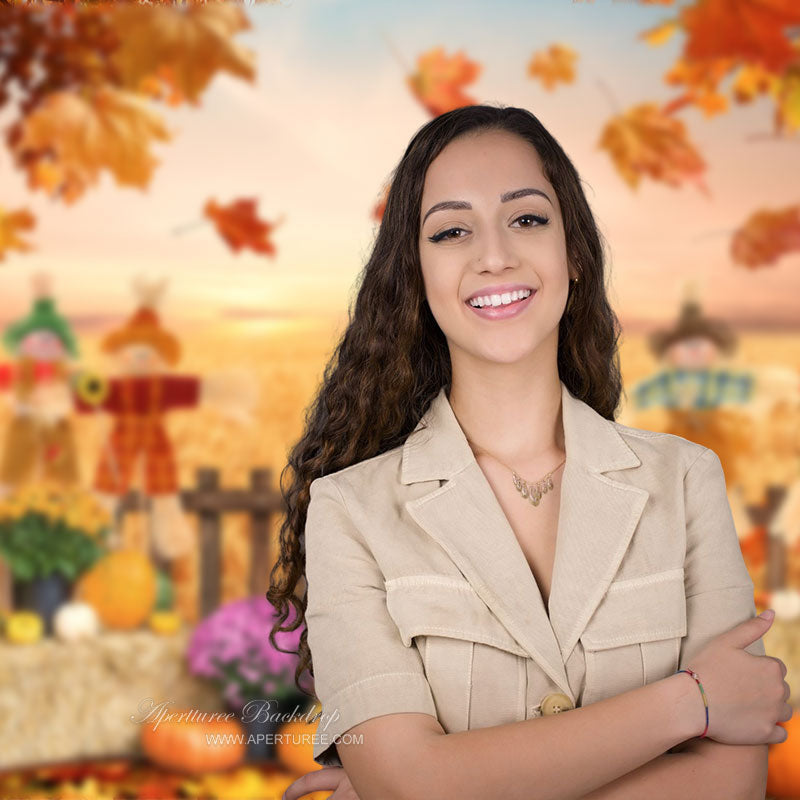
[74,277,256,564]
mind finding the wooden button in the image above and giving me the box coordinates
[540,692,574,715]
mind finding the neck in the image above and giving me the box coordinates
[447,369,565,474]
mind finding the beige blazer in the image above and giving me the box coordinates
[304,380,764,768]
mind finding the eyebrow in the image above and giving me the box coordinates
[421,187,553,225]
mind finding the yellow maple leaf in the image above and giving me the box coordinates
[13,86,172,203]
[0,206,36,262]
[775,69,800,133]
[108,3,256,106]
[527,44,578,91]
[732,62,780,103]
[640,20,680,47]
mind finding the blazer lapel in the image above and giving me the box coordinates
[401,380,650,700]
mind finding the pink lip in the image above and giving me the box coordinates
[466,289,536,320]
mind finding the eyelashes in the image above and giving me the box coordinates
[426,213,550,243]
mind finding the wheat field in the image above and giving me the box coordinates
[1,319,798,623]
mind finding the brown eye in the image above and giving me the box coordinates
[513,214,549,227]
[428,227,467,243]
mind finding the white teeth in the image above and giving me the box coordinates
[468,288,532,308]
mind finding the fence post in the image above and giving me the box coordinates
[197,468,222,618]
[250,468,272,598]
[746,484,788,593]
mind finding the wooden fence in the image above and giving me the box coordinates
[116,467,286,618]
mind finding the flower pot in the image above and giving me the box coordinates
[12,573,72,635]
[234,690,312,763]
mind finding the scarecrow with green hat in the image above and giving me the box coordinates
[0,272,81,496]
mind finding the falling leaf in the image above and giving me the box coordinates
[203,198,279,257]
[732,62,782,103]
[0,206,36,261]
[730,204,800,268]
[12,86,172,203]
[527,44,578,91]
[107,3,257,106]
[663,55,736,114]
[597,102,707,191]
[406,47,482,116]
[640,19,681,47]
[681,0,800,74]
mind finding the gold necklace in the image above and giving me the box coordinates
[468,440,566,507]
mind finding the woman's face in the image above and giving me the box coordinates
[418,129,574,368]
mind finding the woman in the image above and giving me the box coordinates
[269,104,791,800]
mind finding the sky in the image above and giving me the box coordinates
[1,0,798,336]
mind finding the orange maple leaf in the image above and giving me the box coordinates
[406,47,482,117]
[681,0,800,74]
[203,198,279,257]
[597,103,708,192]
[12,86,171,204]
[730,204,800,268]
[108,3,256,106]
[660,56,736,116]
[527,44,578,91]
[0,206,36,262]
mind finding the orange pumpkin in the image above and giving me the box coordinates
[767,712,800,798]
[76,549,157,630]
[140,711,246,775]
[276,710,324,777]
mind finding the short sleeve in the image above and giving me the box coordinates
[678,447,765,672]
[304,476,437,768]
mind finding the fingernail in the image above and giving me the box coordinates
[759,608,775,619]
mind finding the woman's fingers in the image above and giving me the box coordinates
[282,766,348,800]
[766,655,787,678]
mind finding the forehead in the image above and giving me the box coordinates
[421,130,550,200]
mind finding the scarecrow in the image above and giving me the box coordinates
[73,277,256,567]
[0,272,81,497]
[627,282,755,485]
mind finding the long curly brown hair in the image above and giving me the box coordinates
[266,103,625,699]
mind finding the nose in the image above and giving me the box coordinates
[474,226,520,273]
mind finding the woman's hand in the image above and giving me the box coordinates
[686,610,792,745]
[282,766,362,800]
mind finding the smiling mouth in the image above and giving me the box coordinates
[466,288,533,309]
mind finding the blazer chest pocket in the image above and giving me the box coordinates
[385,576,528,734]
[580,568,687,706]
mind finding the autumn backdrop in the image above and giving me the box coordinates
[0,1,799,793]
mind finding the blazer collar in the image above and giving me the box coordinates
[400,381,649,701]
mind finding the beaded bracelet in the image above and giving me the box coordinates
[675,668,709,738]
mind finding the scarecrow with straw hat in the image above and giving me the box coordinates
[73,276,257,566]
[0,272,81,496]
[626,281,758,485]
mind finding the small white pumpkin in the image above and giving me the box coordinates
[53,601,101,642]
